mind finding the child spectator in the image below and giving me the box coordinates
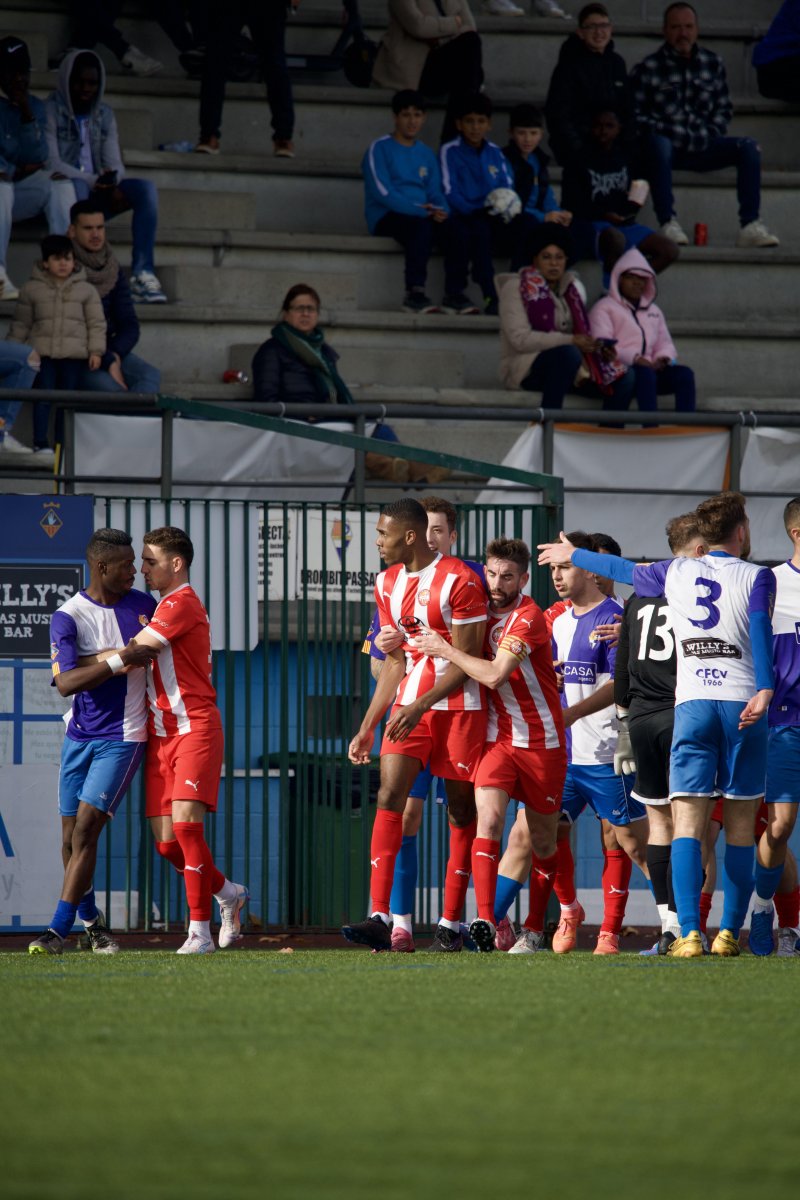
[45,50,167,303]
[6,234,106,457]
[589,246,696,412]
[363,90,449,315]
[561,109,677,277]
[502,103,572,271]
[440,93,514,314]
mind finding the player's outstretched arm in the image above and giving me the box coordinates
[55,639,159,697]
[414,627,516,690]
[348,651,406,763]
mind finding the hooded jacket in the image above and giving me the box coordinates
[544,33,633,166]
[372,0,476,92]
[7,262,106,360]
[589,247,677,366]
[44,49,125,186]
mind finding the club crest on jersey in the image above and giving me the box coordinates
[418,588,430,606]
[138,614,150,626]
[563,660,597,684]
[506,638,525,657]
[491,624,503,644]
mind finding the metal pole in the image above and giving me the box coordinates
[729,422,743,493]
[354,413,366,504]
[160,406,174,501]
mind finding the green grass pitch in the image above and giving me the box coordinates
[2,948,798,1200]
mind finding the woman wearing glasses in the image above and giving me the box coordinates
[252,284,355,408]
[544,4,635,168]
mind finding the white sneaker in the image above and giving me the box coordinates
[777,927,800,957]
[660,217,689,245]
[508,928,545,954]
[483,0,525,14]
[736,219,780,248]
[0,267,20,300]
[130,271,167,303]
[121,45,163,76]
[176,930,216,955]
[0,434,33,455]
[218,883,248,949]
[533,0,571,16]
[32,447,55,466]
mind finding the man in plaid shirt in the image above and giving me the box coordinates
[631,3,780,249]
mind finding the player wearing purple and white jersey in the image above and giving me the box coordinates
[749,497,800,955]
[29,529,159,957]
[539,491,776,959]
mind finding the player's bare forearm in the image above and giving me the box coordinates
[417,629,512,689]
[55,639,159,696]
[739,688,774,730]
[357,652,405,736]
[563,680,615,728]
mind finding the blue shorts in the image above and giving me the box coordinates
[670,700,767,801]
[766,725,800,806]
[59,737,146,818]
[408,763,448,804]
[559,763,646,827]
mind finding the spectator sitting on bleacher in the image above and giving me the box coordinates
[363,90,449,315]
[502,103,572,271]
[0,341,39,457]
[589,246,696,412]
[45,50,168,303]
[631,2,780,248]
[544,4,635,168]
[440,93,515,315]
[0,36,76,301]
[372,0,483,142]
[6,233,106,461]
[68,199,161,394]
[561,109,678,277]
[52,1,163,77]
[496,222,635,410]
[753,1,800,103]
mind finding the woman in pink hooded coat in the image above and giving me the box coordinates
[589,247,695,412]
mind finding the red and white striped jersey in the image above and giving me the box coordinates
[145,583,219,736]
[485,595,565,750]
[375,553,487,710]
[543,598,569,635]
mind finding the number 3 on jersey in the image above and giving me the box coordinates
[636,603,674,661]
[690,576,722,630]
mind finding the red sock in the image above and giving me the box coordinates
[472,837,501,923]
[173,822,214,920]
[369,809,404,914]
[526,850,558,931]
[443,820,477,922]
[699,890,713,933]
[553,836,577,907]
[600,848,632,936]
[775,886,800,929]
[157,837,225,893]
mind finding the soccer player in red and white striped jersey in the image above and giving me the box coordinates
[416,537,567,952]
[343,498,488,952]
[131,527,247,955]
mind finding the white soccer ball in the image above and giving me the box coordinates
[486,187,522,224]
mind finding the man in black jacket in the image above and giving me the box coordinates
[544,3,634,167]
[68,199,161,392]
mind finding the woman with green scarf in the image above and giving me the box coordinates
[252,284,355,409]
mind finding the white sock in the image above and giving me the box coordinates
[189,919,210,938]
[370,911,390,926]
[214,878,238,903]
[752,895,774,914]
[560,899,580,914]
[391,913,412,933]
[666,910,681,937]
[438,917,461,932]
[657,902,669,931]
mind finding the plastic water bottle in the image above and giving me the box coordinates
[158,140,195,153]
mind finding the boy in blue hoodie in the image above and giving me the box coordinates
[440,93,514,315]
[363,90,448,315]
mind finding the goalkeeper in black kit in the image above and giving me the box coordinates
[613,512,708,955]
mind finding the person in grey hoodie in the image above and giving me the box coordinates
[44,49,167,303]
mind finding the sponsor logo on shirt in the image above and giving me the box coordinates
[151,618,170,629]
[50,642,59,660]
[681,638,742,659]
[562,661,597,684]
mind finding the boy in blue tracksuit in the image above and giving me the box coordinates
[439,93,514,315]
[363,90,449,315]
[502,103,573,271]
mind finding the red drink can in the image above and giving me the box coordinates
[694,223,708,246]
[222,369,249,383]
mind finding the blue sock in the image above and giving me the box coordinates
[721,843,755,937]
[50,899,79,940]
[754,861,784,903]
[494,874,524,924]
[671,837,703,937]
[77,887,98,924]
[390,836,418,916]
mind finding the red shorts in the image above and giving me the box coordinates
[710,797,769,842]
[475,741,567,815]
[380,707,487,782]
[145,724,224,817]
